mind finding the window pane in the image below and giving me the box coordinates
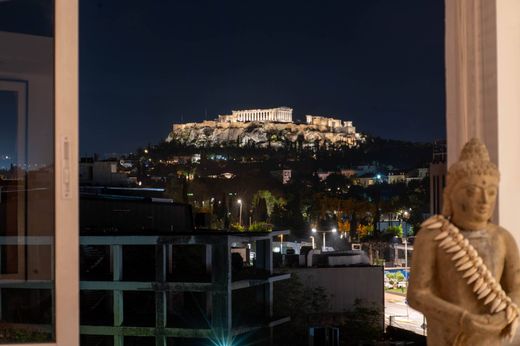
[0,0,55,343]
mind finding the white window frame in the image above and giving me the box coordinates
[5,0,80,345]
[53,0,79,345]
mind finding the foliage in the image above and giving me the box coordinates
[357,224,374,238]
[323,173,351,192]
[230,222,272,232]
[253,197,269,222]
[337,219,350,233]
[386,225,403,237]
[252,190,286,215]
[0,328,51,342]
[273,273,331,345]
[229,223,245,232]
[339,299,384,345]
[247,222,273,232]
[274,273,383,345]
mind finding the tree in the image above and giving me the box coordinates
[253,197,268,222]
[213,193,229,229]
[323,173,351,192]
[386,225,403,238]
[270,203,286,229]
[273,274,330,345]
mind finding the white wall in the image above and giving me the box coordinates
[288,266,384,323]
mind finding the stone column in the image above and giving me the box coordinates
[445,0,520,247]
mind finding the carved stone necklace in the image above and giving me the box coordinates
[422,215,519,340]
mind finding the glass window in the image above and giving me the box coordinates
[0,0,55,343]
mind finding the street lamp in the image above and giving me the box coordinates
[312,227,337,252]
[237,199,243,226]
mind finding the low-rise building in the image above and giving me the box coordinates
[388,172,406,184]
[78,194,290,345]
[270,169,292,184]
[277,249,384,338]
[80,158,129,186]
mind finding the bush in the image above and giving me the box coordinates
[230,223,245,232]
[248,222,273,232]
[386,225,403,237]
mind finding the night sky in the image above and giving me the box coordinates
[80,0,445,155]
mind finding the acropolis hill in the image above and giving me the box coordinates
[166,107,363,148]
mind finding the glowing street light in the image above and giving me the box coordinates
[311,227,338,252]
[237,199,243,226]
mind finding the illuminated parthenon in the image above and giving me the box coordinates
[218,107,293,123]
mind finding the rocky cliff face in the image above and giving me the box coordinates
[166,121,363,148]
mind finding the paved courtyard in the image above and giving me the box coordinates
[385,292,426,336]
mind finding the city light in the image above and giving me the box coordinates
[311,227,317,233]
[331,228,337,233]
[237,199,243,226]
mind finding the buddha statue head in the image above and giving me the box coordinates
[442,138,500,230]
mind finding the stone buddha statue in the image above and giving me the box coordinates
[407,138,520,345]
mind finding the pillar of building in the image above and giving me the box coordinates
[211,239,232,333]
[446,0,520,252]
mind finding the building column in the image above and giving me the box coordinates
[211,239,232,334]
[446,0,520,247]
[111,245,124,346]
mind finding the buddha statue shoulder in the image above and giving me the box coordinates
[407,138,520,345]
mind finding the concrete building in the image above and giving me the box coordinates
[355,173,376,187]
[77,194,290,345]
[279,250,384,334]
[287,266,383,317]
[388,172,406,184]
[405,167,429,185]
[270,169,292,184]
[80,158,129,186]
[218,107,293,123]
[316,171,335,182]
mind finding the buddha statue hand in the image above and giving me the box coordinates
[461,310,509,335]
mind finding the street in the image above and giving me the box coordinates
[385,292,426,336]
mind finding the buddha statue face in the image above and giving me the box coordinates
[449,174,499,230]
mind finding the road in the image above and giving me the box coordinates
[385,292,427,336]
